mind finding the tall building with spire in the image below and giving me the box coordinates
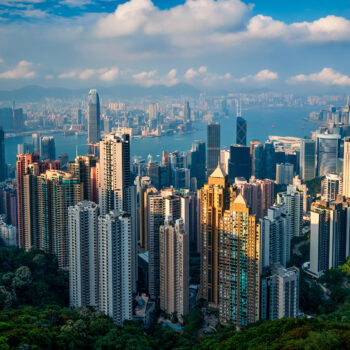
[88,89,100,144]
[200,164,237,308]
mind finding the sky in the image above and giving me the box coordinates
[1,0,350,93]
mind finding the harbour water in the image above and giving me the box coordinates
[5,107,316,166]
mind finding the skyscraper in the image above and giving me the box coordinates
[16,153,40,248]
[343,137,350,198]
[37,170,83,268]
[277,185,303,238]
[316,134,340,177]
[261,265,299,321]
[253,144,264,179]
[98,210,133,325]
[260,206,291,269]
[299,139,316,181]
[236,116,247,146]
[188,140,206,189]
[148,189,181,300]
[40,136,56,161]
[0,126,6,182]
[235,177,274,220]
[138,177,158,250]
[321,173,342,202]
[263,141,276,180]
[250,140,261,176]
[99,132,131,214]
[310,199,350,276]
[200,164,237,308]
[218,195,261,326]
[68,155,98,202]
[32,133,41,154]
[159,216,189,318]
[207,123,220,177]
[228,144,251,182]
[99,132,137,293]
[88,89,100,144]
[276,163,294,185]
[184,101,191,122]
[69,201,99,308]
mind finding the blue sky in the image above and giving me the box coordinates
[1,0,350,93]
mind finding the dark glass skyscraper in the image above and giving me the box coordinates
[40,136,56,161]
[236,117,247,146]
[88,89,100,144]
[184,101,191,122]
[0,126,6,181]
[207,123,220,176]
[188,140,206,188]
[263,141,276,180]
[228,144,251,182]
[253,144,264,179]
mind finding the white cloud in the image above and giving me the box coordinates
[12,8,48,18]
[95,0,251,38]
[185,66,208,79]
[0,58,3,64]
[133,68,178,87]
[95,0,350,53]
[79,68,95,80]
[1,0,45,5]
[0,60,36,79]
[58,71,77,79]
[288,68,350,86]
[239,69,278,83]
[100,67,119,81]
[45,74,54,79]
[58,66,120,81]
[60,0,94,8]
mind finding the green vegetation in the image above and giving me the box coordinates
[0,247,350,349]
[0,247,68,309]
[305,176,324,198]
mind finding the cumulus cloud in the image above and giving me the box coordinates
[0,60,36,79]
[58,71,77,79]
[95,0,251,38]
[59,66,119,81]
[288,68,350,86]
[60,0,93,8]
[95,0,350,51]
[239,69,278,83]
[184,66,207,79]
[100,67,119,81]
[133,68,178,87]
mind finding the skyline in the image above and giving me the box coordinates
[1,0,350,93]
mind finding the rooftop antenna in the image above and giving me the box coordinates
[236,98,242,118]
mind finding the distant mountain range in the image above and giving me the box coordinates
[0,83,201,102]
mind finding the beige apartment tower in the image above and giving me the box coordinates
[199,164,237,308]
[218,195,261,326]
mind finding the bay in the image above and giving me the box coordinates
[5,107,316,166]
